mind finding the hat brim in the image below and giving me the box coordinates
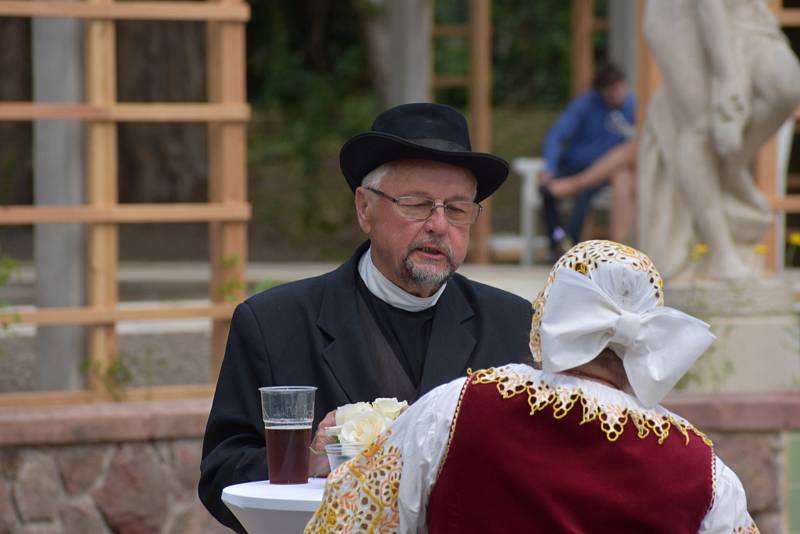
[340,132,509,203]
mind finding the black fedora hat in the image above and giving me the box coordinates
[340,103,509,203]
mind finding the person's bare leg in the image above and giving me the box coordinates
[609,165,635,243]
[547,139,637,199]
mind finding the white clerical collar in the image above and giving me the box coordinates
[358,247,446,312]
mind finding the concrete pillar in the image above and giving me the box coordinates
[386,0,432,107]
[32,17,86,390]
[608,0,635,81]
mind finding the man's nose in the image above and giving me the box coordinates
[423,205,450,233]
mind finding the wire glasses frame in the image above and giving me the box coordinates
[363,186,482,225]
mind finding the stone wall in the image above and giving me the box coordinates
[0,399,227,534]
[0,392,798,534]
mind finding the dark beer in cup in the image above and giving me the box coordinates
[265,424,312,484]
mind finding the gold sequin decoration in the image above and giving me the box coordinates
[471,366,713,447]
[734,523,761,534]
[305,431,402,534]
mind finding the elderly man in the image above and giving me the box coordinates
[199,103,533,532]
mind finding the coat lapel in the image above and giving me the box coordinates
[418,278,476,394]
[316,242,383,404]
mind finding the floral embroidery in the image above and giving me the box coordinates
[471,366,713,447]
[530,240,664,364]
[734,523,760,534]
[305,431,402,534]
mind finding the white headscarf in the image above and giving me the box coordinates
[530,240,715,408]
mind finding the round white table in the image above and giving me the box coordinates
[222,479,325,534]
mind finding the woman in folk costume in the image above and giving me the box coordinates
[305,240,757,534]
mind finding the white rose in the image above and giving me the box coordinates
[339,411,388,446]
[371,397,408,421]
[335,402,372,426]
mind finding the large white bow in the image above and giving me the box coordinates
[540,268,716,408]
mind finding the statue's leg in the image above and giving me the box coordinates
[646,2,750,279]
[722,34,800,205]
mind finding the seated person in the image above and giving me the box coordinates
[306,240,757,533]
[539,63,636,259]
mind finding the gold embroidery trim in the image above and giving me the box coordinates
[471,367,713,447]
[304,430,402,534]
[734,523,760,534]
[434,376,471,481]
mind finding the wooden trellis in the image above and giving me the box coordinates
[0,0,250,406]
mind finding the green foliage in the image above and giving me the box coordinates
[0,254,19,331]
[82,359,134,402]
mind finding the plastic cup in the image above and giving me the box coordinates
[324,442,365,472]
[259,386,317,484]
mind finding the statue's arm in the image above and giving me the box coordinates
[694,0,749,156]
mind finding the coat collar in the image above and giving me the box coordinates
[317,241,477,400]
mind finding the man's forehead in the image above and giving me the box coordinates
[384,159,476,180]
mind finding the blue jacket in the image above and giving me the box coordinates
[543,89,635,175]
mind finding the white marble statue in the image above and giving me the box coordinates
[638,0,800,281]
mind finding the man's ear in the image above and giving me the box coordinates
[354,187,372,234]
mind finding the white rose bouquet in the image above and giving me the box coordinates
[327,397,408,447]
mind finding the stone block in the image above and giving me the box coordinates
[92,444,169,534]
[57,445,110,495]
[667,280,800,393]
[752,511,783,534]
[166,501,228,534]
[170,440,202,494]
[12,452,61,523]
[60,500,107,534]
[0,481,16,534]
[0,451,21,481]
[710,432,782,514]
[10,526,62,534]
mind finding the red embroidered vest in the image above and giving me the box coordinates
[427,373,714,533]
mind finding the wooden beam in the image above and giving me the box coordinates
[778,8,800,27]
[570,0,594,97]
[468,0,492,264]
[431,74,470,89]
[1,303,237,326]
[0,102,250,122]
[0,203,251,225]
[0,1,249,21]
[207,0,249,380]
[0,384,214,409]
[432,24,469,38]
[770,196,800,213]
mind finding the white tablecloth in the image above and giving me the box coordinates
[222,479,325,534]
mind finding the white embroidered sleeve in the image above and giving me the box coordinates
[395,376,467,533]
[304,376,466,534]
[699,456,759,533]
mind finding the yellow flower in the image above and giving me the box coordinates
[754,244,767,255]
[789,232,800,246]
[689,243,709,262]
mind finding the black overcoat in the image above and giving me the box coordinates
[199,242,533,531]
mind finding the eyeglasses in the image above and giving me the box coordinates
[364,187,482,225]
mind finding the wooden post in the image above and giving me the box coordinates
[85,0,118,397]
[633,0,660,131]
[570,0,594,97]
[207,0,248,379]
[468,0,491,264]
[758,0,783,272]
